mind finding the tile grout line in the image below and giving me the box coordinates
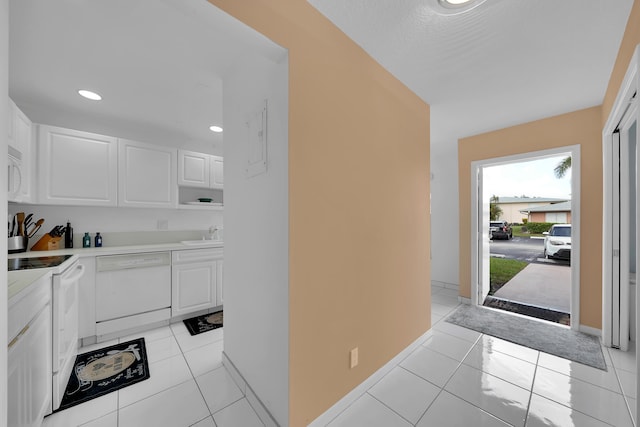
[170,325,252,424]
[521,350,541,427]
[364,391,415,426]
[607,346,637,427]
[170,323,218,421]
[413,333,482,426]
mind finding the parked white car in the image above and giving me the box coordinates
[543,224,571,260]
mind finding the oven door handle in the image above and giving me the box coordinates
[60,264,85,285]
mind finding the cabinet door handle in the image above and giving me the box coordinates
[8,324,29,349]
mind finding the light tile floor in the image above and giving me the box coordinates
[43,283,638,427]
[42,322,264,427]
[326,283,638,427]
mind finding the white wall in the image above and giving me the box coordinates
[8,204,222,233]
[223,51,289,424]
[1,0,9,425]
[430,106,460,287]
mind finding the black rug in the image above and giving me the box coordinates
[183,310,223,336]
[57,338,150,412]
[446,305,606,370]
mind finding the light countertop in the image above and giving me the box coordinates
[9,240,224,259]
[8,239,224,300]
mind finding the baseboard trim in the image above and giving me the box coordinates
[579,324,602,337]
[222,352,280,427]
[432,280,460,290]
[458,296,471,304]
[308,328,433,426]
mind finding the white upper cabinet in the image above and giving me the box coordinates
[38,125,118,206]
[177,149,223,189]
[8,99,31,155]
[14,106,34,202]
[210,155,224,189]
[8,99,34,203]
[118,139,177,208]
[178,150,210,188]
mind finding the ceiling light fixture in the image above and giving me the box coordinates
[78,89,102,101]
[209,125,223,133]
[430,0,488,15]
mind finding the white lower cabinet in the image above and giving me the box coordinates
[172,248,223,317]
[216,259,224,306]
[8,276,52,427]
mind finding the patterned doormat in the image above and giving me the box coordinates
[183,310,223,336]
[57,338,150,412]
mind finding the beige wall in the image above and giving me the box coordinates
[529,212,572,224]
[497,201,553,224]
[207,1,431,425]
[459,107,602,328]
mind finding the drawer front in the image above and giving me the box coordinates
[8,276,51,344]
[172,248,223,264]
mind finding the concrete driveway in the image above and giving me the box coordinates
[492,263,570,313]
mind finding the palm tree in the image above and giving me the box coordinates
[490,195,503,220]
[554,156,572,178]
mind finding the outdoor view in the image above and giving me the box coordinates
[483,154,572,325]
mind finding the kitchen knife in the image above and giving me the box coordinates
[10,215,16,237]
[16,212,25,237]
[26,219,44,239]
[24,213,33,229]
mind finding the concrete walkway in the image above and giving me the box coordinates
[493,263,571,313]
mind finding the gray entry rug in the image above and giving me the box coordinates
[446,305,606,370]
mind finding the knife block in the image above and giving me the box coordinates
[31,234,62,251]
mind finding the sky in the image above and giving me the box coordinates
[483,155,572,200]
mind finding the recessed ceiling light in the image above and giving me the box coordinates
[209,125,223,133]
[431,0,487,15]
[78,89,102,101]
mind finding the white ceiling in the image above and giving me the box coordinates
[308,0,634,143]
[9,0,283,154]
[9,1,635,153]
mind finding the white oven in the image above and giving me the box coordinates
[51,257,85,411]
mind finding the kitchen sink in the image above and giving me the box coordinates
[180,240,223,246]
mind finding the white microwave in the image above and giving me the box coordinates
[8,145,23,202]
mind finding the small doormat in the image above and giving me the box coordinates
[183,310,223,336]
[446,305,606,370]
[57,338,150,412]
[483,296,571,326]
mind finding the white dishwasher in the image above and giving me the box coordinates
[95,252,171,339]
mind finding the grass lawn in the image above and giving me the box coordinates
[489,257,528,295]
[511,225,544,239]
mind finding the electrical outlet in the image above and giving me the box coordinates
[350,347,359,369]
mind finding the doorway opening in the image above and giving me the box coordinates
[471,146,581,330]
